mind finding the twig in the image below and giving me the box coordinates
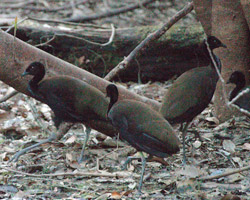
[104,1,194,81]
[35,34,56,47]
[228,88,250,106]
[96,146,130,171]
[25,96,51,135]
[0,166,139,178]
[205,39,229,106]
[198,165,250,181]
[0,90,18,103]
[27,16,108,28]
[230,103,250,117]
[64,0,157,22]
[206,33,250,117]
[52,24,115,47]
[0,0,35,9]
[5,17,28,33]
[0,0,88,12]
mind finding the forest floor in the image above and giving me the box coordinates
[0,0,250,199]
[0,80,249,199]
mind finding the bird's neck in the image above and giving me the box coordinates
[29,71,45,93]
[230,81,246,101]
[203,43,221,72]
[107,95,118,115]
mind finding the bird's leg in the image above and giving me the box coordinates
[182,122,190,165]
[9,133,57,163]
[9,123,73,163]
[137,152,146,194]
[179,123,184,132]
[122,156,141,170]
[78,126,91,163]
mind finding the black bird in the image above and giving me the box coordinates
[160,36,226,164]
[10,62,116,162]
[106,84,180,193]
[227,71,250,112]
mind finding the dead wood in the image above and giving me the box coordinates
[4,21,207,82]
[104,2,194,81]
[0,30,160,136]
[64,0,157,22]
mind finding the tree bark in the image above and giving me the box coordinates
[241,0,250,29]
[0,30,160,135]
[193,0,250,122]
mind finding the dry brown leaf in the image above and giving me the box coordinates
[193,140,202,149]
[13,190,26,200]
[68,160,80,169]
[205,116,220,125]
[232,157,243,167]
[223,140,236,153]
[65,135,76,144]
[242,143,250,151]
[0,152,8,161]
[110,191,122,199]
[221,194,241,200]
[65,153,74,162]
[78,55,85,65]
[178,165,203,178]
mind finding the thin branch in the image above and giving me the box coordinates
[198,165,250,181]
[27,16,108,28]
[35,34,56,47]
[205,39,229,107]
[229,103,250,117]
[0,0,36,9]
[25,96,51,135]
[0,90,18,103]
[0,166,139,178]
[5,17,28,33]
[228,88,250,106]
[64,0,157,22]
[53,24,115,47]
[0,0,88,12]
[104,1,194,81]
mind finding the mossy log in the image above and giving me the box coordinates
[9,23,206,82]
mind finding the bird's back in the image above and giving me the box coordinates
[108,100,180,157]
[160,66,218,124]
[37,76,108,125]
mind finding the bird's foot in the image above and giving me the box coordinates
[9,149,27,163]
[121,156,140,170]
[77,156,88,164]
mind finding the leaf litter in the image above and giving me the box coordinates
[0,80,249,199]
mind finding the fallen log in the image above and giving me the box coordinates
[5,22,206,82]
[0,30,160,135]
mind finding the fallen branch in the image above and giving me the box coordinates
[64,0,156,22]
[198,165,250,181]
[228,88,250,106]
[0,31,160,135]
[104,1,194,81]
[0,0,88,12]
[0,166,139,178]
[0,90,18,103]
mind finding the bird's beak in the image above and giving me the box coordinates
[221,43,227,48]
[21,71,30,77]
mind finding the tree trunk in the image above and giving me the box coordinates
[193,0,250,122]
